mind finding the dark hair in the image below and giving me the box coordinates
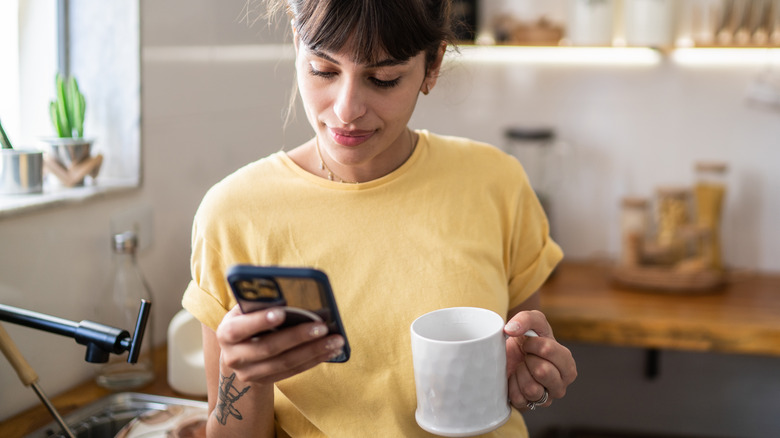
[272,0,456,73]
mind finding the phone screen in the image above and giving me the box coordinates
[233,276,333,328]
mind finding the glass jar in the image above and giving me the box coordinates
[655,186,690,263]
[504,127,564,212]
[567,0,615,46]
[623,0,674,47]
[95,231,155,390]
[694,161,727,270]
[620,196,648,266]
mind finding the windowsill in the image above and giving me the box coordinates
[0,177,140,218]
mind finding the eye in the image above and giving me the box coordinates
[370,77,400,89]
[308,65,336,79]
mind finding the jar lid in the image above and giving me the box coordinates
[113,231,138,253]
[656,186,690,198]
[504,127,555,142]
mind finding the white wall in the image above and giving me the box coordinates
[413,55,780,273]
[1,0,779,436]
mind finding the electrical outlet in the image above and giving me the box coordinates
[110,204,154,252]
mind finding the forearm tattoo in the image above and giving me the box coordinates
[215,372,251,425]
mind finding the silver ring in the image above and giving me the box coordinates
[526,389,549,410]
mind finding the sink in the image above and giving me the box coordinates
[25,393,207,438]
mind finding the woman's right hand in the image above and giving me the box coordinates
[202,306,343,437]
[215,305,346,385]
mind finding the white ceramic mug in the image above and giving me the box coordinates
[410,307,511,437]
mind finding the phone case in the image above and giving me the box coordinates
[227,265,350,362]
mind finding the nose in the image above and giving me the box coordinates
[333,78,366,124]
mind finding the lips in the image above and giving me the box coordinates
[329,128,375,147]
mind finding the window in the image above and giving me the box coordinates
[0,0,140,215]
[1,1,58,153]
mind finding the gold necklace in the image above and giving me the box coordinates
[316,136,358,184]
[316,129,416,184]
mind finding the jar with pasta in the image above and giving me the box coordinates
[694,161,727,270]
[655,186,690,263]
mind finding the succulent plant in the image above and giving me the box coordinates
[49,73,86,138]
[0,118,13,149]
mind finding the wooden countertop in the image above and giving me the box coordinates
[0,344,206,438]
[540,262,780,356]
[3,262,779,436]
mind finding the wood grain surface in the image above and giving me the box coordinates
[540,262,780,356]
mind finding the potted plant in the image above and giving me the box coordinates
[43,73,100,186]
[0,118,43,195]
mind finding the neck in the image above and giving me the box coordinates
[317,137,358,184]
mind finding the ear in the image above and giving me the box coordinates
[421,43,447,94]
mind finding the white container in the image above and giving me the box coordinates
[567,0,615,46]
[623,0,674,47]
[410,307,510,437]
[167,308,207,397]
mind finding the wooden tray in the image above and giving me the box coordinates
[611,265,726,293]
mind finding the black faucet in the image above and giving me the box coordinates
[0,299,151,363]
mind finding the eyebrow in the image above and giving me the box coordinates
[311,49,408,68]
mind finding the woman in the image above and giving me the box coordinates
[182,0,577,436]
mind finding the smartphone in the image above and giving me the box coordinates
[226,265,350,363]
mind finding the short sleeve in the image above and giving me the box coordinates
[506,165,564,310]
[181,212,236,331]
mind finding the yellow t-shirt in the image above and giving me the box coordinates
[182,130,563,437]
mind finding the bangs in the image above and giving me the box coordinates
[293,0,442,64]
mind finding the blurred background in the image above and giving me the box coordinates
[1,0,779,437]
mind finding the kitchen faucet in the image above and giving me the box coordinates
[0,299,151,438]
[0,299,151,364]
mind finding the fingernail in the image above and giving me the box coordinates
[329,349,344,360]
[505,321,521,333]
[326,336,345,351]
[309,324,327,338]
[267,308,284,322]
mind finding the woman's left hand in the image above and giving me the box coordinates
[504,310,577,411]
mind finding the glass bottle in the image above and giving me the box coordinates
[96,231,155,389]
[694,161,727,271]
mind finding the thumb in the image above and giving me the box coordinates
[505,320,539,338]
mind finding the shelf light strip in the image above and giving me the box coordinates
[672,48,780,66]
[457,46,662,66]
